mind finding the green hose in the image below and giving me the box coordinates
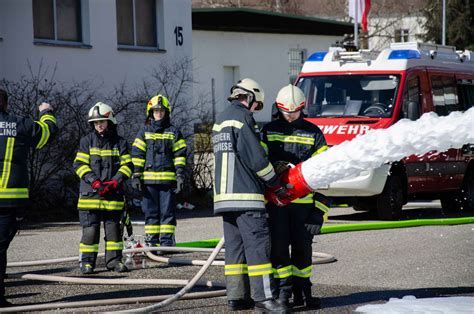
[178,217,474,248]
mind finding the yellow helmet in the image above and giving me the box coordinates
[146,95,171,116]
[88,102,117,124]
[275,84,306,113]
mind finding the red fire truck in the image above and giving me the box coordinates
[296,42,474,219]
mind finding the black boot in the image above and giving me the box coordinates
[227,299,254,311]
[255,298,289,313]
[292,285,304,307]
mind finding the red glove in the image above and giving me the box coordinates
[103,179,118,190]
[91,180,102,190]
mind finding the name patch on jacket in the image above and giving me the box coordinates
[0,122,17,136]
[212,132,233,152]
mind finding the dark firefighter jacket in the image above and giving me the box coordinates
[261,114,330,213]
[0,110,58,208]
[131,118,186,185]
[212,100,277,214]
[73,130,132,211]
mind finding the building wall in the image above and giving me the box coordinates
[368,15,427,50]
[0,0,192,92]
[192,30,341,122]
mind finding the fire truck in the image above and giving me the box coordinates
[296,42,474,219]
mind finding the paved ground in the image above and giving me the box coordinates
[3,201,474,312]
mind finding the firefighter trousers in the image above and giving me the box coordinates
[223,211,276,302]
[268,203,314,300]
[79,210,123,269]
[0,209,19,302]
[142,185,176,247]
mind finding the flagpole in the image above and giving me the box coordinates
[354,0,358,48]
[442,0,446,45]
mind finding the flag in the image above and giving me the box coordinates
[348,0,371,32]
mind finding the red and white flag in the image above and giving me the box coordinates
[348,0,371,32]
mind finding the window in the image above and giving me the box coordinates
[289,48,307,84]
[430,75,462,116]
[457,79,474,110]
[395,29,409,43]
[401,76,421,119]
[116,0,157,48]
[33,0,83,43]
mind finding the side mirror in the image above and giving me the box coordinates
[406,101,420,121]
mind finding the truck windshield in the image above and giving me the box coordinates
[297,74,400,118]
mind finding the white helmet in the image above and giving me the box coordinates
[88,102,117,124]
[275,84,306,113]
[229,78,265,104]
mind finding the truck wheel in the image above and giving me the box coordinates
[376,174,404,220]
[442,169,474,212]
[353,197,377,211]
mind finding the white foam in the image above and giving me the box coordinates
[355,296,474,313]
[302,108,474,189]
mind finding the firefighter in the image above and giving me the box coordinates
[261,84,330,308]
[73,102,132,274]
[131,95,186,251]
[0,89,58,306]
[213,78,292,313]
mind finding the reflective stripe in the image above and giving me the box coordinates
[160,224,176,234]
[214,193,265,202]
[291,193,314,204]
[40,114,57,124]
[0,188,29,199]
[145,225,161,234]
[106,241,123,251]
[220,152,228,194]
[256,162,275,181]
[118,165,132,177]
[212,120,244,132]
[74,152,90,164]
[226,153,235,193]
[132,158,145,167]
[260,141,268,155]
[213,200,265,210]
[292,265,312,278]
[248,263,273,276]
[77,198,124,211]
[145,132,175,140]
[1,137,15,188]
[133,138,147,152]
[173,156,186,166]
[273,265,292,279]
[76,165,92,178]
[143,171,176,181]
[120,154,132,165]
[35,120,50,149]
[80,243,99,253]
[90,148,120,157]
[224,264,248,275]
[315,200,329,213]
[267,134,314,145]
[311,145,329,157]
[173,139,186,152]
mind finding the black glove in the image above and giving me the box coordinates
[175,175,184,194]
[305,209,324,235]
[131,173,143,192]
[266,175,294,207]
[274,161,293,175]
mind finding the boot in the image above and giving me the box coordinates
[113,262,128,273]
[227,299,254,311]
[302,286,321,308]
[0,299,13,308]
[255,298,289,313]
[81,263,94,275]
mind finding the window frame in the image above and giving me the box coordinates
[33,0,91,48]
[289,48,307,84]
[116,0,165,52]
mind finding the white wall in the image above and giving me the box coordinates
[368,15,427,51]
[0,0,192,92]
[193,30,341,122]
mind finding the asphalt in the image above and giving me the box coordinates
[4,201,474,313]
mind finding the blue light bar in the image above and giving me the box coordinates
[307,51,328,62]
[388,50,421,60]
